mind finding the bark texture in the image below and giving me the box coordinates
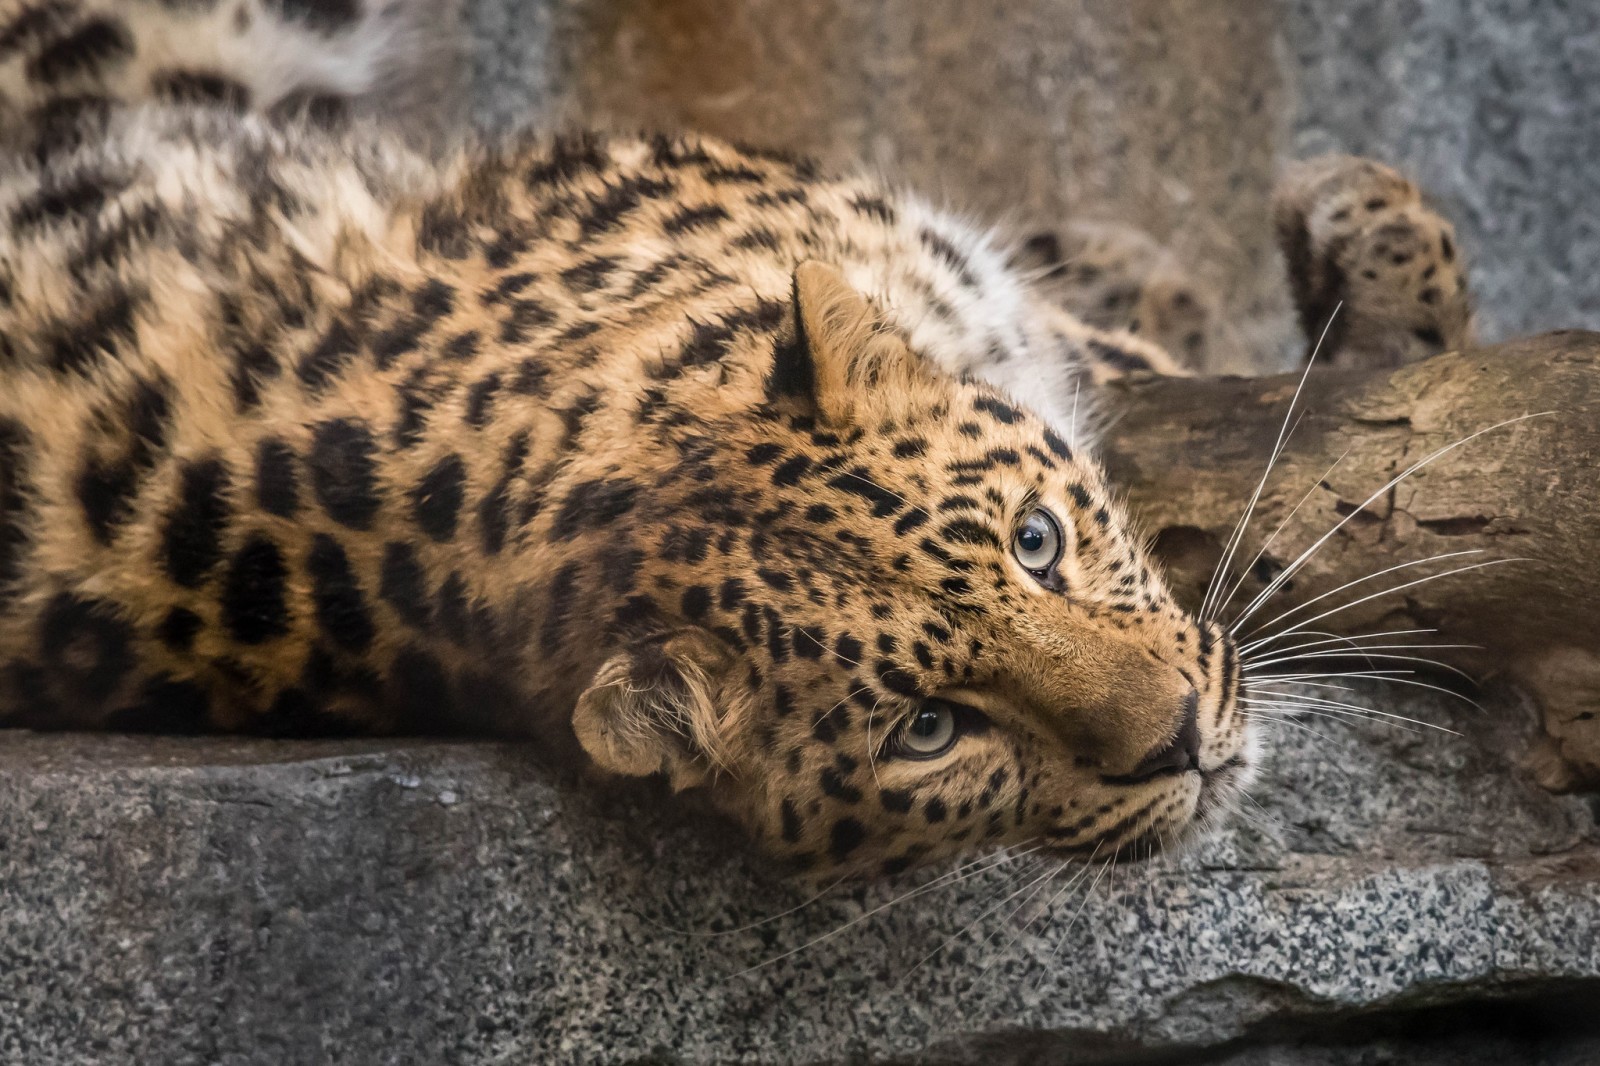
[1100,330,1600,791]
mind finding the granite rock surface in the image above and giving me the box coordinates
[3,683,1596,1064]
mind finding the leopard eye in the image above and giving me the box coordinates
[1013,508,1063,575]
[894,700,960,759]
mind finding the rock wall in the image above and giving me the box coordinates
[466,0,1295,372]
[1283,0,1600,350]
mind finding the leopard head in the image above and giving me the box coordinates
[570,263,1256,879]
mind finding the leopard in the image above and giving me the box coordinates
[0,0,1476,881]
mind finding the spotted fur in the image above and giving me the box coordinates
[1016,222,1227,372]
[0,1,1467,879]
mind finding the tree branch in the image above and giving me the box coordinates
[1099,330,1600,791]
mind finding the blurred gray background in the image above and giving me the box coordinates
[465,0,1599,370]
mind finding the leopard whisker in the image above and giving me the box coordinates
[658,840,1030,940]
[1069,373,1083,452]
[1241,669,1465,701]
[1239,626,1444,661]
[1032,847,1113,994]
[1247,688,1457,727]
[1250,648,1477,686]
[1241,710,1341,746]
[1248,676,1363,697]
[1237,549,1484,649]
[1246,648,1474,681]
[1212,446,1351,627]
[1250,667,1483,711]
[784,622,835,663]
[1248,667,1430,691]
[731,841,1045,980]
[1249,669,1411,683]
[1203,403,1312,624]
[1241,692,1459,735]
[819,684,872,724]
[835,468,909,510]
[1028,855,1106,995]
[865,695,887,788]
[1244,641,1476,671]
[1201,303,1343,623]
[1237,787,1286,837]
[638,873,851,937]
[1023,858,1099,962]
[1229,413,1550,632]
[1241,560,1522,666]
[972,857,1070,986]
[899,850,1059,983]
[1143,857,1160,930]
[1242,699,1430,737]
[1244,627,1421,676]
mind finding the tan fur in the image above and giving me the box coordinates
[575,628,741,788]
[0,1,1471,880]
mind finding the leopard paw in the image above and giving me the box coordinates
[1274,154,1475,369]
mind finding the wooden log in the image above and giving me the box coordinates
[1098,330,1600,791]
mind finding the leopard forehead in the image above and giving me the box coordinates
[655,383,1144,653]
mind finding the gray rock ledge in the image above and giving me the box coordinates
[2,682,1598,1064]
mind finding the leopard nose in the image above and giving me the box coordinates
[1114,691,1201,784]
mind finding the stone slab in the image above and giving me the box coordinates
[3,684,1596,1064]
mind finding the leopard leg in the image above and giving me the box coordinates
[1273,154,1476,369]
[1015,222,1226,373]
[977,224,1207,445]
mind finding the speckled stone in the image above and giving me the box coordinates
[2,683,1597,1064]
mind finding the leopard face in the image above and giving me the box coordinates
[573,264,1256,879]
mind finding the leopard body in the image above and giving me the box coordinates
[0,0,1473,878]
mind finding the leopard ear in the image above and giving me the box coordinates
[769,261,925,423]
[573,629,744,791]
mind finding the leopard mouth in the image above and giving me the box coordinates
[1048,752,1254,863]
[1108,766,1248,862]
[1193,752,1251,819]
[1096,750,1248,789]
